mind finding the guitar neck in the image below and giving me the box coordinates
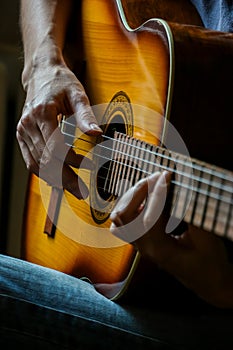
[105,131,233,241]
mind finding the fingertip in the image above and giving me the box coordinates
[162,170,173,183]
[87,123,103,135]
[110,212,124,227]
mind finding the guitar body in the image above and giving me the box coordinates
[22,0,233,299]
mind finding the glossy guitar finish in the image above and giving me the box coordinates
[22,0,233,299]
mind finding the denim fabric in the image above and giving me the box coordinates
[190,0,233,31]
[1,254,233,349]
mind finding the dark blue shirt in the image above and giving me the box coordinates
[190,0,233,32]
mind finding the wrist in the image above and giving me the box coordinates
[22,40,65,91]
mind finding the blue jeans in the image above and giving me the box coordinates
[1,254,233,349]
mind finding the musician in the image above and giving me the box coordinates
[1,1,233,348]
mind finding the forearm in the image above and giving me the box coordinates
[20,0,73,89]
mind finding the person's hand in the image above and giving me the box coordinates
[17,59,102,199]
[110,171,233,308]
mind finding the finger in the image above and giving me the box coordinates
[18,103,60,171]
[68,89,102,135]
[143,171,172,231]
[110,176,150,225]
[16,131,40,175]
[16,115,45,165]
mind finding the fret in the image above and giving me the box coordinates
[147,144,156,175]
[225,190,233,240]
[140,140,149,181]
[200,166,213,229]
[214,174,233,237]
[143,142,153,177]
[103,131,232,240]
[171,153,191,222]
[154,146,163,172]
[133,138,143,185]
[138,140,150,181]
[130,137,139,187]
[181,155,194,221]
[193,163,209,228]
[203,166,221,234]
[188,161,203,227]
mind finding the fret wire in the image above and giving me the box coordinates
[61,117,232,237]
[66,138,232,204]
[76,146,232,205]
[67,139,233,196]
[79,169,231,222]
[224,191,233,236]
[106,133,233,188]
[171,153,186,220]
[213,179,225,236]
[134,139,143,184]
[88,169,229,219]
[128,137,138,189]
[201,167,213,229]
[190,166,203,226]
[60,123,232,183]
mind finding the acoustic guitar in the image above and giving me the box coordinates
[21,0,233,300]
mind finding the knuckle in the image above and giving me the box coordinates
[19,112,33,129]
[78,90,89,105]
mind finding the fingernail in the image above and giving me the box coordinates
[110,212,124,227]
[163,170,172,182]
[89,123,102,132]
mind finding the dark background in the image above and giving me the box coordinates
[0,0,27,257]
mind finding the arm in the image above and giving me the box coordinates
[110,171,233,308]
[17,0,102,198]
[20,0,72,89]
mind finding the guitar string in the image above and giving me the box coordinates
[60,121,233,183]
[61,132,233,199]
[60,121,232,231]
[104,133,233,184]
[99,134,233,194]
[72,146,232,207]
[75,168,230,228]
[63,139,233,202]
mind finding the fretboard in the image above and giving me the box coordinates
[104,131,233,241]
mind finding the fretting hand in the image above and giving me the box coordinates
[110,171,233,308]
